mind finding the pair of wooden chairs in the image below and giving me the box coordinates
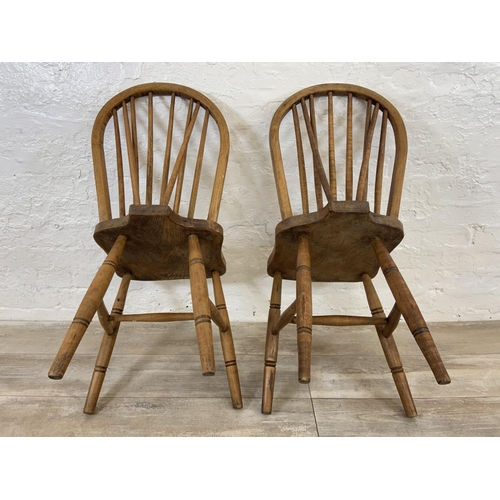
[48,82,450,417]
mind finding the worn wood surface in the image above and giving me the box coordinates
[94,205,225,280]
[48,235,127,379]
[263,83,449,418]
[269,83,408,219]
[49,83,241,414]
[267,202,403,282]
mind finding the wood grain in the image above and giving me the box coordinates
[94,204,225,280]
[267,201,403,282]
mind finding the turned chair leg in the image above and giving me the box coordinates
[371,237,451,385]
[48,235,127,380]
[262,272,282,414]
[211,271,243,409]
[188,234,216,376]
[296,235,312,384]
[362,273,417,417]
[83,273,132,415]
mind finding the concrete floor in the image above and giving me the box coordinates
[0,320,499,436]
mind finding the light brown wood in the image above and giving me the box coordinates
[268,83,408,217]
[84,273,131,414]
[372,236,451,385]
[48,235,127,379]
[296,235,312,383]
[307,96,323,210]
[263,83,448,418]
[173,99,195,213]
[362,273,417,417]
[110,312,194,322]
[112,109,126,217]
[383,302,401,338]
[292,104,309,213]
[163,101,201,209]
[272,299,297,335]
[97,300,114,335]
[51,83,241,414]
[292,315,387,326]
[375,109,388,214]
[262,272,282,414]
[212,270,243,409]
[346,92,353,200]
[299,97,334,209]
[146,92,154,205]
[122,100,141,205]
[356,102,379,201]
[327,91,336,200]
[160,93,176,204]
[188,109,210,218]
[209,299,228,332]
[188,234,215,375]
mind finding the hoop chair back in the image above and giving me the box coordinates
[269,83,408,220]
[91,82,230,223]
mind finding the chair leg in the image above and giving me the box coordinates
[188,234,216,375]
[362,273,417,417]
[296,235,312,384]
[83,273,131,415]
[211,271,243,409]
[262,272,282,414]
[48,235,127,380]
[371,237,451,385]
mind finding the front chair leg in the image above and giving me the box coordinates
[212,271,243,409]
[262,272,282,414]
[371,237,451,385]
[188,234,216,375]
[83,273,132,415]
[48,235,127,380]
[296,235,312,384]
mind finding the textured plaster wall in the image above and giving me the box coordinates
[0,62,499,322]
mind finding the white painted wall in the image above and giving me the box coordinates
[1,62,499,322]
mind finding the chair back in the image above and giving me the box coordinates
[269,84,408,219]
[91,83,230,223]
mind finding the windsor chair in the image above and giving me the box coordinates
[48,82,243,414]
[262,83,450,417]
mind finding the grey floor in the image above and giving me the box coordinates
[0,320,499,436]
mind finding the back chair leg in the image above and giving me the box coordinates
[188,234,216,376]
[362,274,417,417]
[262,272,282,414]
[48,235,128,380]
[371,237,451,385]
[84,273,132,415]
[211,271,243,409]
[296,235,312,384]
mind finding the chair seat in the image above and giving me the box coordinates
[93,204,226,280]
[267,201,404,282]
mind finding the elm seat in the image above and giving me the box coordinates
[262,83,450,418]
[267,200,404,282]
[48,82,242,414]
[94,204,226,281]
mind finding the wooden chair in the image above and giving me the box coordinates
[48,82,243,414]
[262,83,450,417]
